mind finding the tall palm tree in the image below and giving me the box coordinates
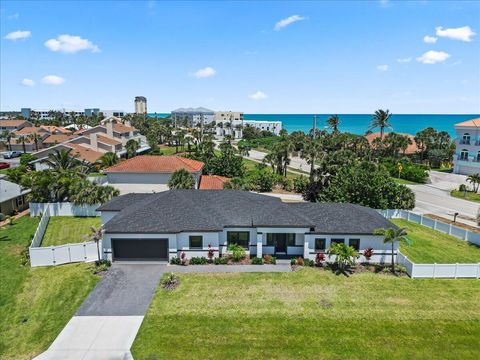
[84,225,104,262]
[301,137,322,182]
[125,139,139,158]
[327,115,340,133]
[374,227,410,274]
[1,130,15,151]
[467,173,480,193]
[99,152,118,168]
[28,132,42,151]
[168,169,195,189]
[370,109,392,140]
[17,135,27,153]
[41,148,80,171]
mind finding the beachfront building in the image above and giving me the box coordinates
[214,111,244,125]
[135,96,148,114]
[171,107,215,127]
[453,118,480,175]
[21,108,126,120]
[243,120,282,136]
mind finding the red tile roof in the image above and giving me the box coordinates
[43,134,77,144]
[199,175,230,190]
[0,120,29,127]
[105,155,205,173]
[40,125,71,134]
[14,126,48,135]
[96,134,122,145]
[455,118,480,127]
[113,123,135,133]
[65,143,104,163]
[365,132,419,155]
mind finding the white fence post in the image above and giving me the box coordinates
[433,220,437,230]
[433,263,436,278]
[448,224,452,235]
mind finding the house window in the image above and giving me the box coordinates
[315,238,326,252]
[349,239,360,251]
[477,151,480,162]
[227,231,250,248]
[331,238,345,245]
[460,149,468,161]
[462,133,471,145]
[16,196,24,207]
[266,233,295,246]
[189,236,203,249]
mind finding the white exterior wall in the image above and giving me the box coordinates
[453,124,480,175]
[220,227,257,256]
[244,120,283,136]
[176,232,220,258]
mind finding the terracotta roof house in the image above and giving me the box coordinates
[43,134,77,146]
[0,119,32,131]
[40,125,72,134]
[199,175,230,190]
[365,132,419,155]
[8,127,50,152]
[104,155,205,191]
[97,190,397,263]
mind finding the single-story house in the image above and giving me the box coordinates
[97,190,397,263]
[199,175,230,190]
[104,155,205,190]
[0,175,30,215]
[0,119,33,132]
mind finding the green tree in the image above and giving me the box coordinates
[41,149,81,172]
[84,226,104,262]
[28,132,43,152]
[99,152,118,168]
[168,169,196,189]
[467,173,480,193]
[126,139,139,159]
[370,109,392,140]
[327,115,340,133]
[2,130,15,151]
[327,242,359,272]
[374,227,410,274]
[17,135,27,153]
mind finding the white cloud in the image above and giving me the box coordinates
[4,30,31,41]
[249,91,268,100]
[44,34,100,53]
[21,78,35,87]
[41,75,65,85]
[274,15,305,31]
[397,57,412,64]
[191,66,216,78]
[435,26,476,42]
[423,35,437,44]
[416,50,450,64]
[377,64,389,72]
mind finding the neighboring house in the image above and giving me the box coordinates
[171,107,215,127]
[214,111,244,124]
[365,132,419,155]
[43,134,77,147]
[199,175,230,190]
[0,119,33,132]
[39,125,72,135]
[97,190,397,262]
[0,175,30,215]
[9,126,50,152]
[242,120,282,136]
[453,118,480,175]
[104,155,204,191]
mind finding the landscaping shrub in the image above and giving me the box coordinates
[92,260,111,274]
[327,243,359,271]
[189,257,208,265]
[214,257,228,265]
[290,258,297,266]
[315,252,326,267]
[295,257,304,266]
[180,251,187,266]
[293,176,309,193]
[280,178,294,192]
[459,184,467,192]
[363,247,374,261]
[263,254,276,264]
[161,272,180,290]
[303,259,314,267]
[251,257,263,265]
[382,158,428,183]
[207,243,214,262]
[227,243,246,262]
[170,257,181,265]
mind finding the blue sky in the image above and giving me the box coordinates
[1,0,479,114]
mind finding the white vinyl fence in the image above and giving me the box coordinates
[30,202,100,217]
[380,209,480,279]
[29,203,101,267]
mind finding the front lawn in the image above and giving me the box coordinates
[41,216,101,247]
[0,217,100,359]
[451,190,480,203]
[392,219,480,263]
[132,270,480,359]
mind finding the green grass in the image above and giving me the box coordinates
[451,190,480,203]
[392,177,419,185]
[132,269,480,360]
[87,172,106,177]
[42,217,101,247]
[392,219,480,263]
[0,217,100,359]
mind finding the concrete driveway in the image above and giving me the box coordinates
[35,264,166,360]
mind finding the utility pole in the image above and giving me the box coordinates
[313,115,317,139]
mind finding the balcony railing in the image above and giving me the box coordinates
[459,140,471,145]
[457,156,469,161]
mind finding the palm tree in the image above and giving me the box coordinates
[467,173,480,193]
[1,130,15,151]
[374,227,410,274]
[84,225,104,262]
[125,139,139,158]
[168,169,195,189]
[99,152,118,168]
[28,132,42,151]
[17,135,27,153]
[327,115,340,133]
[370,109,392,140]
[301,138,322,182]
[41,148,80,171]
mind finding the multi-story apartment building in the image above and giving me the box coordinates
[214,111,244,125]
[135,96,147,114]
[453,118,480,175]
[171,107,215,127]
[21,108,126,120]
[243,120,283,136]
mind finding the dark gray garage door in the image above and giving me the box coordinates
[112,239,168,261]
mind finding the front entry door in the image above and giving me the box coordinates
[274,234,287,253]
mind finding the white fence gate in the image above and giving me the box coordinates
[28,203,101,267]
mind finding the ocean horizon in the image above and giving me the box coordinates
[148,113,480,137]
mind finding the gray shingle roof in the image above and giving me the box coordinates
[103,190,395,234]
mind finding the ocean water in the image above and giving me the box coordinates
[149,113,479,137]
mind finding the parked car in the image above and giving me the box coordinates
[0,162,10,169]
[3,151,22,159]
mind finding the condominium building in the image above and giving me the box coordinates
[214,111,244,125]
[135,96,147,114]
[244,120,283,136]
[171,107,215,127]
[21,108,125,120]
[453,118,480,175]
